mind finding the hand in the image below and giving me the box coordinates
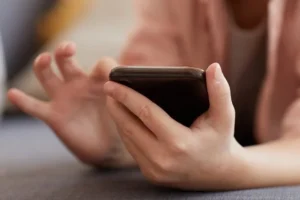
[104,63,246,190]
[8,42,134,167]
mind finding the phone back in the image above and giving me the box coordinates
[110,68,209,127]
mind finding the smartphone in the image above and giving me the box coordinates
[109,66,209,127]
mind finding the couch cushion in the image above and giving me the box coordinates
[0,34,6,115]
[0,0,55,79]
[1,116,300,199]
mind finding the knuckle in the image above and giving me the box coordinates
[154,156,175,173]
[137,104,152,121]
[113,87,128,102]
[121,124,133,137]
[169,141,189,155]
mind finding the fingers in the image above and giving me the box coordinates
[106,97,161,171]
[117,126,154,174]
[34,53,63,97]
[90,57,118,81]
[104,81,188,141]
[54,42,84,81]
[206,63,235,132]
[106,97,158,153]
[7,89,50,121]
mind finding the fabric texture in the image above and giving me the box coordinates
[120,0,300,143]
[0,0,55,80]
[0,33,6,117]
[233,38,267,146]
[227,3,267,145]
[227,2,266,93]
[1,116,300,200]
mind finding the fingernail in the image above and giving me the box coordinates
[214,63,223,83]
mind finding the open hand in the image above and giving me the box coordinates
[8,42,134,167]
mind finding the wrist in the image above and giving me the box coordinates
[228,143,273,189]
[193,140,250,191]
[217,140,251,190]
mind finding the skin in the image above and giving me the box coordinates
[8,0,300,191]
[103,63,300,190]
[8,43,135,168]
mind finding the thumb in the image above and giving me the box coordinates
[90,57,118,81]
[206,63,235,132]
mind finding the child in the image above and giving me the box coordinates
[8,0,300,190]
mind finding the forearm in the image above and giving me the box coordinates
[235,136,300,189]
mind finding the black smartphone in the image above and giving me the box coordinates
[109,66,209,127]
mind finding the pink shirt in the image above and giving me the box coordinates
[120,0,300,143]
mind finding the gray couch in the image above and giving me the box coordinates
[0,0,54,80]
[1,116,300,200]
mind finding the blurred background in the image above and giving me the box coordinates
[0,0,134,114]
